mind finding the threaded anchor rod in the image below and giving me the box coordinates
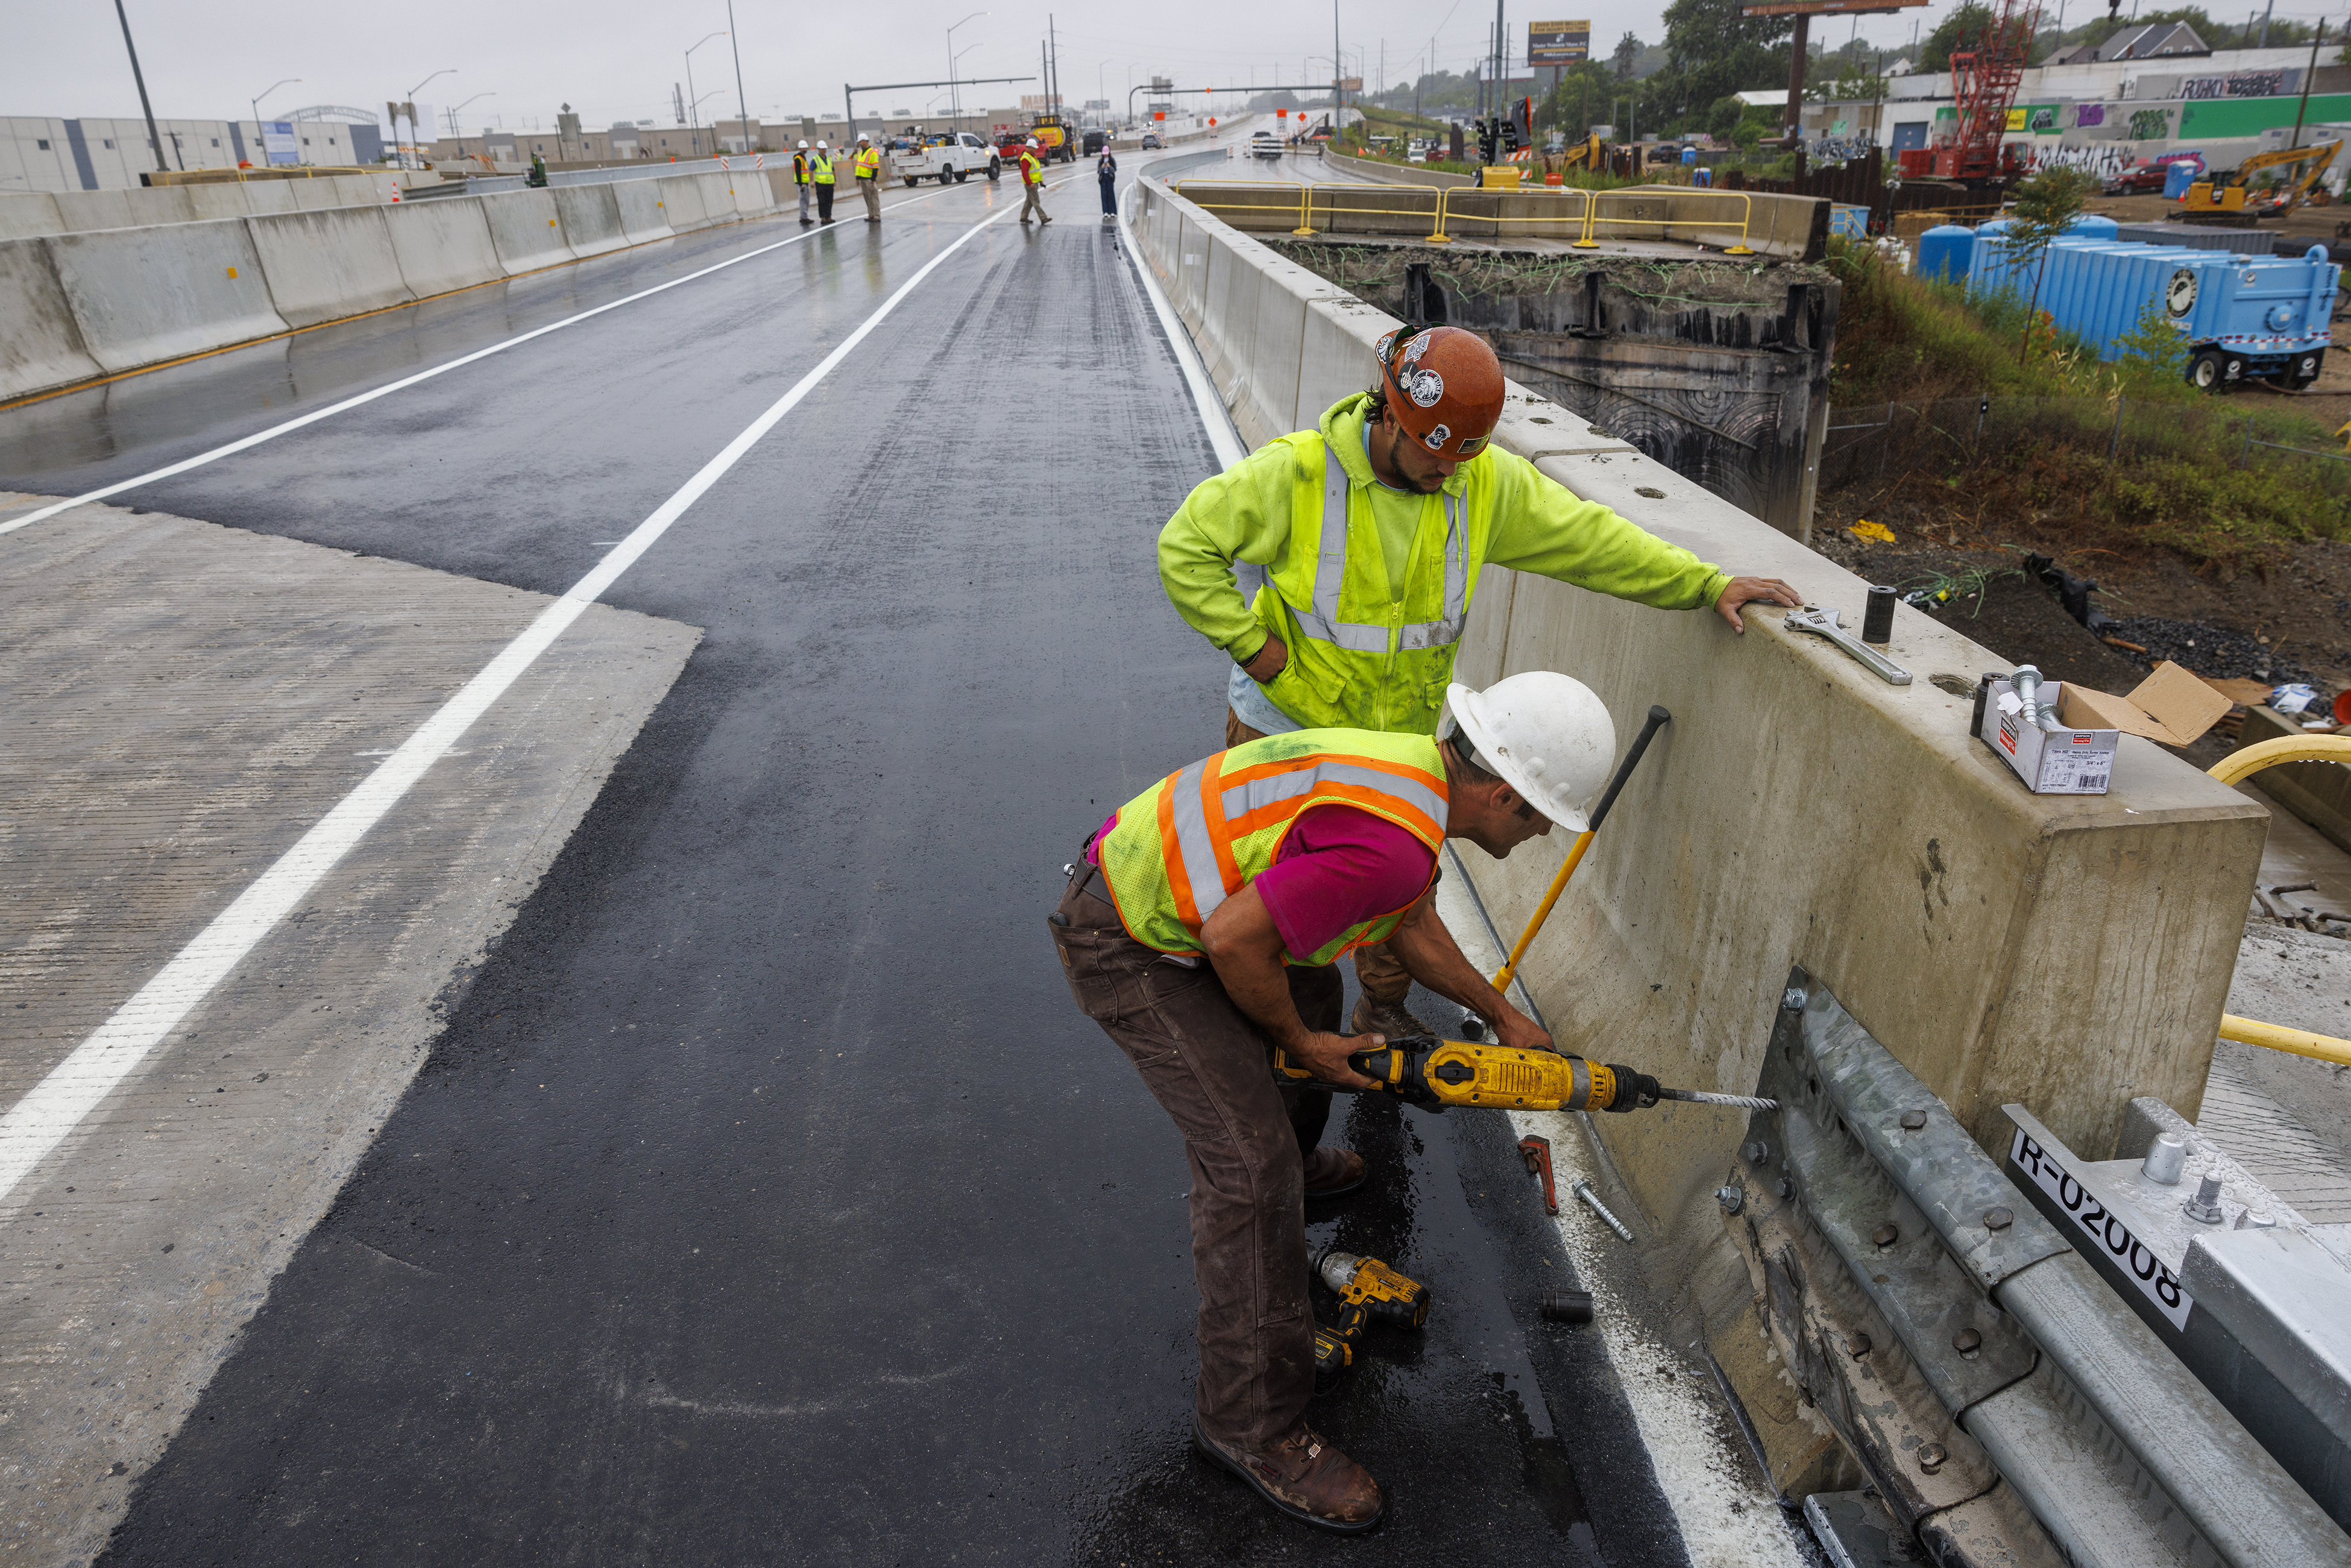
[1572,1177,1634,1242]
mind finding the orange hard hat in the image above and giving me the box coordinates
[1373,325,1504,460]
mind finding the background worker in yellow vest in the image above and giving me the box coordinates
[1157,326,1798,1044]
[1017,139,1050,225]
[793,140,814,226]
[854,133,883,222]
[1047,673,1611,1532]
[811,140,836,225]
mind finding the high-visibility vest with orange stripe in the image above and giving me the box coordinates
[1097,729,1447,965]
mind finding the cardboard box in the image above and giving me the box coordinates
[1980,662,2230,795]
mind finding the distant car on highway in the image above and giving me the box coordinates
[1141,131,1163,150]
[1249,130,1283,162]
[1084,129,1109,155]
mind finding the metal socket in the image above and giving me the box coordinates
[1862,584,1896,644]
[2184,1174,2225,1224]
[2142,1132,2187,1186]
[1539,1287,1594,1324]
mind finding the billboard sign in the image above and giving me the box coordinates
[1528,20,1591,65]
[262,121,300,165]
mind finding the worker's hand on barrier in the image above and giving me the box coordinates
[1289,1028,1382,1090]
[1241,632,1290,684]
[1714,576,1802,634]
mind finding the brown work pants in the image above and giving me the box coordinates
[859,177,881,221]
[1021,181,1048,222]
[1223,707,1412,1005]
[1050,869,1336,1449]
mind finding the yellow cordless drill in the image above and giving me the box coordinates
[1274,1038,1665,1113]
[1308,1249,1429,1390]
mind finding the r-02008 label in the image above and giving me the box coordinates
[2009,1127,2194,1330]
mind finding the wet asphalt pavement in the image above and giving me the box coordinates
[5,156,1693,1564]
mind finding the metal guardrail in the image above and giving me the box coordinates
[1734,968,2349,1566]
[1174,175,1759,253]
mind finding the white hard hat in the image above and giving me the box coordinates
[1027,138,1039,148]
[798,139,809,148]
[857,133,871,142]
[816,139,828,148]
[1440,674,1616,832]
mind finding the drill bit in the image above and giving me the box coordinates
[1572,1177,1634,1242]
[1656,1088,1780,1110]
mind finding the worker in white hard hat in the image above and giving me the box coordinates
[1017,137,1050,225]
[792,139,814,225]
[1048,672,1605,1534]
[810,139,836,224]
[854,132,883,222]
[1159,323,1799,1044]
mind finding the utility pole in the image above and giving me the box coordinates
[726,0,751,149]
[2290,15,2329,148]
[1494,0,1506,121]
[113,0,169,175]
[2259,0,2274,46]
[1333,0,1344,134]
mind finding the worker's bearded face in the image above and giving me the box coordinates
[1373,408,1459,495]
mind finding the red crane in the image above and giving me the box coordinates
[1900,0,2039,184]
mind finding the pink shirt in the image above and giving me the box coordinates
[1089,805,1435,961]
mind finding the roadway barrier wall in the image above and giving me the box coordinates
[552,184,629,259]
[46,218,288,373]
[48,190,143,232]
[727,171,773,216]
[380,198,505,300]
[480,189,578,275]
[611,180,675,247]
[692,172,738,227]
[653,174,712,232]
[0,194,61,242]
[245,207,415,327]
[1130,171,2267,1488]
[0,172,415,241]
[0,239,104,398]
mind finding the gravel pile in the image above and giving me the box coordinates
[2104,615,2316,687]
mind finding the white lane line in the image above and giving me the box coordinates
[0,176,995,538]
[1115,174,1247,472]
[0,193,1029,1208]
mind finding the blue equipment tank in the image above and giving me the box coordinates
[1918,224,1975,282]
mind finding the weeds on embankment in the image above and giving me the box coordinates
[1822,236,2351,576]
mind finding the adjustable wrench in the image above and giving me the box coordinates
[1783,606,1912,687]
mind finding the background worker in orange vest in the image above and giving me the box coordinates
[854,133,883,222]
[1018,139,1050,225]
[1046,672,1611,1532]
[793,140,814,225]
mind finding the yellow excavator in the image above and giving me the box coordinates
[1552,132,1605,173]
[2175,139,2343,223]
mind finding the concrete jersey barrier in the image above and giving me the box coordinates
[245,207,415,328]
[45,216,288,373]
[655,173,713,232]
[479,188,578,275]
[0,238,105,398]
[551,184,629,259]
[380,198,506,300]
[610,180,674,247]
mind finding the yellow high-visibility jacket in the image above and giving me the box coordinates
[854,146,881,179]
[812,152,835,184]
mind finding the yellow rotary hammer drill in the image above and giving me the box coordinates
[1273,1037,1775,1114]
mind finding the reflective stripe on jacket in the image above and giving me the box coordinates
[1019,152,1043,185]
[855,146,881,178]
[812,153,835,184]
[793,152,810,183]
[1096,729,1446,963]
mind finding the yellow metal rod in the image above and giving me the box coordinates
[1492,830,1593,990]
[2219,1014,2351,1066]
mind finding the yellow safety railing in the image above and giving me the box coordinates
[1301,182,1442,241]
[1428,184,1593,245]
[1169,179,1312,235]
[1573,187,1755,254]
[2206,733,2351,1065]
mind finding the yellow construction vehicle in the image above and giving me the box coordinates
[2176,139,2344,223]
[1553,133,1605,174]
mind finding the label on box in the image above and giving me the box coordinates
[2037,732,2117,793]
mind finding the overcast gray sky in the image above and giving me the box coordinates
[24,0,1970,134]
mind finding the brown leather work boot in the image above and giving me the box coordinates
[1351,993,1432,1044]
[1301,1146,1366,1200]
[1193,1419,1384,1532]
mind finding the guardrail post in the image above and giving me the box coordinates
[1572,188,1599,250]
[1291,182,1315,238]
[1427,186,1452,244]
[1725,193,1757,256]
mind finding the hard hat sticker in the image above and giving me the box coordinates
[1406,368,1446,408]
[1458,436,1486,455]
[1424,423,1451,450]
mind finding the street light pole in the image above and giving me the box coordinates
[403,69,453,168]
[687,32,727,158]
[113,0,169,175]
[726,0,752,151]
[445,92,495,158]
[948,11,987,131]
[249,77,301,168]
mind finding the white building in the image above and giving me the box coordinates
[0,115,378,194]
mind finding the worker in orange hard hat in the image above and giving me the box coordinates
[1158,323,1798,1050]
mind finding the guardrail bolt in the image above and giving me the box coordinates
[1742,1141,1771,1166]
[1953,1327,1982,1354]
[1899,1110,1927,1132]
[1776,1177,1794,1200]
[1917,1442,1948,1474]
[1872,1223,1899,1248]
[2142,1132,2186,1186]
[1845,1332,1872,1359]
[2184,1174,2225,1224]
[1781,987,1807,1012]
[1715,1184,1745,1215]
[1983,1206,2013,1231]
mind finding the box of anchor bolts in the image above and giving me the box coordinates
[1978,662,2229,795]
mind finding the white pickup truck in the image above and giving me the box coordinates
[889,130,1001,185]
[1249,130,1285,162]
